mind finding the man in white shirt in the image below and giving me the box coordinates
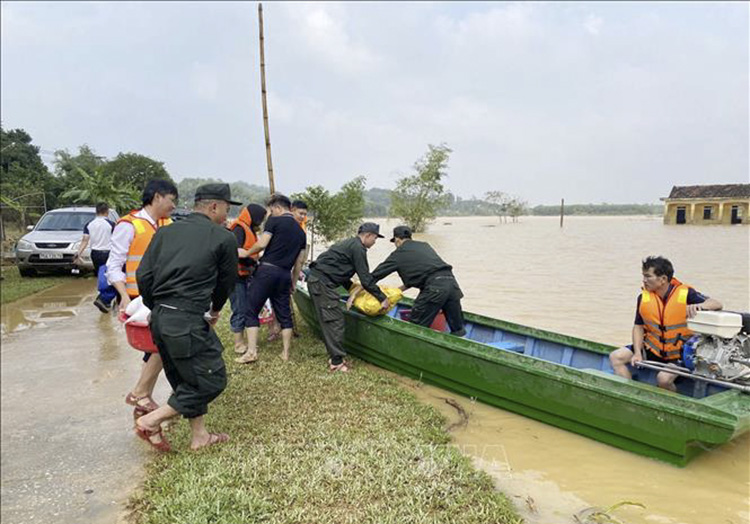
[106,180,178,420]
[75,202,115,313]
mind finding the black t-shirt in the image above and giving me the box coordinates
[259,214,307,271]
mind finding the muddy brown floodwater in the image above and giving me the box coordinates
[1,279,170,524]
[366,216,750,524]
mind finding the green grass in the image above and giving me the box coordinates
[0,266,68,304]
[130,316,523,524]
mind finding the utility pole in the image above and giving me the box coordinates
[258,3,275,194]
[560,198,565,228]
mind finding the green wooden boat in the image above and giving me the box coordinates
[293,286,750,466]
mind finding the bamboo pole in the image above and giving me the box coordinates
[560,198,565,228]
[258,3,275,194]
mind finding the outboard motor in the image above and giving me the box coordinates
[684,311,750,385]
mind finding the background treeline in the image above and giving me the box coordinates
[1,126,662,248]
[363,189,663,217]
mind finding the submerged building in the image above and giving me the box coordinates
[662,184,750,225]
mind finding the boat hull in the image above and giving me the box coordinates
[294,287,750,466]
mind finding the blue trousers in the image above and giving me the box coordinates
[229,278,251,333]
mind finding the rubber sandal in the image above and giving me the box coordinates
[191,432,230,451]
[134,423,171,452]
[234,352,258,364]
[329,362,350,373]
[125,393,159,413]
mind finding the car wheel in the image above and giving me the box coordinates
[18,267,36,278]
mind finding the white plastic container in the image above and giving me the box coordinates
[687,311,743,338]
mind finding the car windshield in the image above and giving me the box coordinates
[35,212,95,231]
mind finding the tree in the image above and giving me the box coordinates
[390,144,452,232]
[292,176,367,257]
[484,191,509,223]
[60,167,140,214]
[53,145,106,197]
[176,178,270,215]
[506,196,528,222]
[1,126,59,236]
[102,152,173,190]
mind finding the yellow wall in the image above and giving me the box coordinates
[663,199,750,225]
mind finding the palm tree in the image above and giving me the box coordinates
[61,167,140,213]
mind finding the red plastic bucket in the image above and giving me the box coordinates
[398,309,447,332]
[119,312,158,353]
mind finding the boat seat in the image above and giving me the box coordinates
[486,341,525,353]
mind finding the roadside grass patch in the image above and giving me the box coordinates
[130,315,522,524]
[0,266,68,304]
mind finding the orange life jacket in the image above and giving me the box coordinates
[118,212,173,297]
[639,278,693,361]
[229,207,259,277]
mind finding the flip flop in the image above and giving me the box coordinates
[329,362,350,373]
[235,352,258,364]
[134,423,171,452]
[191,432,230,451]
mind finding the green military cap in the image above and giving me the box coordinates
[194,183,242,206]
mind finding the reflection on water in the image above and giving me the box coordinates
[366,216,750,524]
[1,280,98,336]
[1,278,170,524]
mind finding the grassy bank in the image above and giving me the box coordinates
[0,266,68,304]
[130,316,522,524]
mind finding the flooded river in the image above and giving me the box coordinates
[367,215,750,524]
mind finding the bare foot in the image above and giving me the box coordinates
[280,349,289,361]
[190,432,230,451]
[234,344,248,355]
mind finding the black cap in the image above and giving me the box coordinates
[357,222,384,238]
[390,225,412,242]
[194,183,242,206]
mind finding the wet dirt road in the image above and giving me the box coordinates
[1,279,170,524]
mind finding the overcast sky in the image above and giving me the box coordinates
[1,2,747,204]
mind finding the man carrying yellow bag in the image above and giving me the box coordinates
[346,283,403,316]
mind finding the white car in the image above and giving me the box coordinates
[15,206,119,277]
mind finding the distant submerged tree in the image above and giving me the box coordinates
[390,143,452,232]
[484,191,509,223]
[292,176,366,258]
[484,191,527,223]
[506,196,528,222]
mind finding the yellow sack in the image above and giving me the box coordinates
[349,284,402,316]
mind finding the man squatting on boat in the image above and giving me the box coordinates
[609,256,722,391]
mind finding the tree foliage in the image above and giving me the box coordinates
[292,176,367,248]
[1,127,176,235]
[390,144,452,232]
[176,178,270,215]
[102,152,172,189]
[60,167,140,213]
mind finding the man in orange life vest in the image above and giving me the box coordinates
[228,203,267,354]
[106,179,178,417]
[609,256,722,391]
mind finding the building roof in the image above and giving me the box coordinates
[667,184,750,200]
